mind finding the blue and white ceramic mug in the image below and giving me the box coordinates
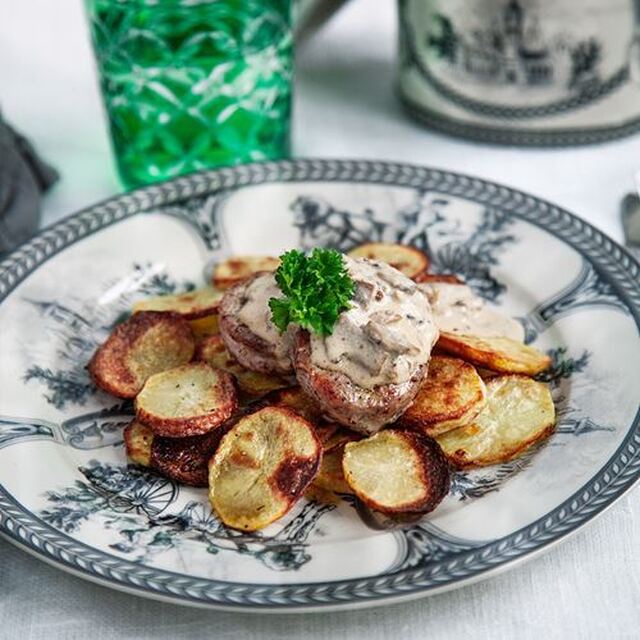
[398,0,640,145]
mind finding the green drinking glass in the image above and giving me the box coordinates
[85,0,293,189]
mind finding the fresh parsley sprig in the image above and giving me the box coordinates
[269,248,355,336]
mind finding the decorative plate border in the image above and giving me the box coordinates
[1,159,639,611]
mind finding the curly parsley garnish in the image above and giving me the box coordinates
[269,248,355,336]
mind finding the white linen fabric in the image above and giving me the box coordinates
[0,1,638,638]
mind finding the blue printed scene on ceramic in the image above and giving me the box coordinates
[398,0,640,144]
[0,160,638,610]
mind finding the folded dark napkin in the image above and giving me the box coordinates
[0,117,58,254]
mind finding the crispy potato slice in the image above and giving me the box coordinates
[312,426,360,494]
[398,356,486,436]
[190,314,220,340]
[263,386,325,423]
[133,286,223,319]
[208,406,322,531]
[135,362,237,437]
[313,444,352,494]
[437,333,551,375]
[123,419,224,486]
[313,422,340,445]
[414,273,464,284]
[347,243,429,279]
[150,429,226,487]
[436,375,555,468]
[89,311,195,398]
[196,335,288,397]
[322,427,361,452]
[343,430,450,515]
[213,256,280,290]
[123,420,154,467]
[477,367,500,382]
[262,386,342,443]
[304,485,341,505]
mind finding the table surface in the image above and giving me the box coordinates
[1,1,639,638]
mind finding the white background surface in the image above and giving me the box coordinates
[1,1,639,638]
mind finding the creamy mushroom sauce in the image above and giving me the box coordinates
[236,273,291,369]
[309,257,439,389]
[420,282,525,342]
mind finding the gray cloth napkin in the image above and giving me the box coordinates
[0,117,58,254]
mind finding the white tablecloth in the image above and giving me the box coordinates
[1,1,639,638]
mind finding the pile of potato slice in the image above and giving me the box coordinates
[88,243,555,532]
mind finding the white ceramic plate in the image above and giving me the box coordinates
[1,160,638,611]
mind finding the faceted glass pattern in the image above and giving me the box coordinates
[86,0,292,188]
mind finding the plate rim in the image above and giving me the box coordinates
[1,158,639,611]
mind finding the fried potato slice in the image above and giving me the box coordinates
[437,333,551,375]
[436,375,556,468]
[133,286,223,319]
[343,430,450,515]
[124,420,225,487]
[311,426,361,494]
[208,406,322,531]
[321,427,361,452]
[313,422,340,445]
[135,362,237,437]
[150,429,226,487]
[398,356,486,436]
[262,386,342,443]
[123,420,154,467]
[477,367,500,382]
[263,386,325,423]
[414,273,464,284]
[89,311,195,398]
[212,256,280,290]
[304,485,341,505]
[124,418,225,486]
[196,335,288,397]
[313,444,352,494]
[190,314,220,339]
[347,243,429,279]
